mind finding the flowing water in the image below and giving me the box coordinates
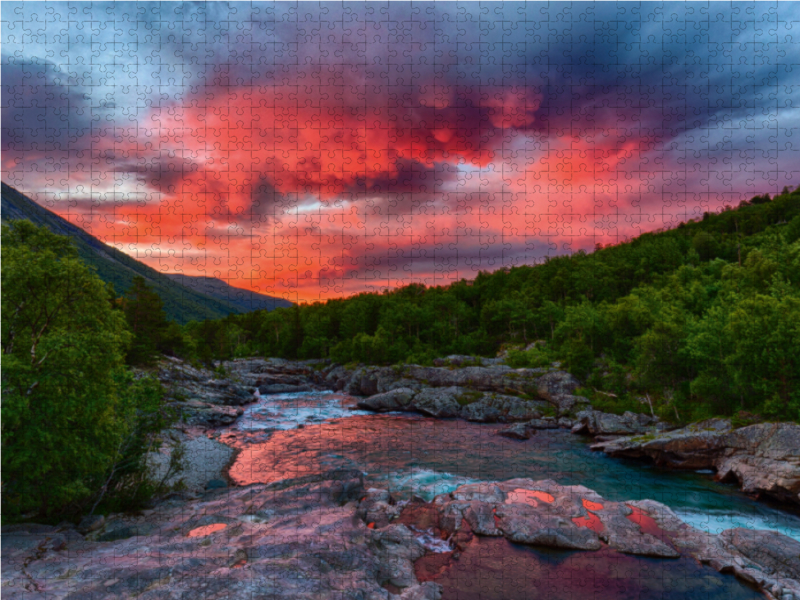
[220,391,800,598]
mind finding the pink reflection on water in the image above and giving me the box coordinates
[187,523,227,538]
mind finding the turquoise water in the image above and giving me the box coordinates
[229,392,800,542]
[222,393,800,600]
[224,392,797,598]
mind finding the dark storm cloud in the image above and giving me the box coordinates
[1,55,97,153]
[347,159,459,208]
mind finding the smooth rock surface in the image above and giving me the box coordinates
[594,420,800,506]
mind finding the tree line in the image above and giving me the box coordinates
[178,187,800,424]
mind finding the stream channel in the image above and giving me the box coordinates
[218,391,800,599]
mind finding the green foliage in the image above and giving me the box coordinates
[1,221,173,522]
[122,276,171,365]
[177,189,800,423]
[784,214,800,244]
[505,344,552,369]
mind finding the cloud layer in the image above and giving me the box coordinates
[3,2,799,300]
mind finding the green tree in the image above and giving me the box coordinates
[122,276,170,365]
[2,221,134,518]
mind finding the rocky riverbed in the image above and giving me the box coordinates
[4,355,800,599]
[4,471,799,599]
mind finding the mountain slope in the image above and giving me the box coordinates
[1,182,291,323]
[166,274,293,312]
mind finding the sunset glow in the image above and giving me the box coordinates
[3,2,798,301]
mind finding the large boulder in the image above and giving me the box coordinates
[180,400,243,427]
[459,393,546,423]
[357,388,416,412]
[594,420,800,506]
[412,387,462,418]
[535,371,581,402]
[720,528,800,580]
[494,503,602,550]
[573,410,666,436]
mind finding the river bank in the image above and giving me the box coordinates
[4,355,800,599]
[4,470,799,599]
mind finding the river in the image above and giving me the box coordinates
[219,390,800,599]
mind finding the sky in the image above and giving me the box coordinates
[2,2,799,302]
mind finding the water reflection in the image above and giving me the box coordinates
[225,393,800,542]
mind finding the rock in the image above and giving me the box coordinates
[460,393,547,423]
[5,471,800,600]
[78,514,105,534]
[720,529,800,580]
[550,394,591,416]
[399,582,443,600]
[369,524,427,588]
[525,417,560,430]
[497,421,537,440]
[206,478,228,490]
[462,501,504,536]
[577,410,662,436]
[155,357,258,410]
[180,400,243,427]
[495,504,602,550]
[227,548,249,568]
[357,387,416,412]
[717,423,800,504]
[535,371,581,402]
[258,383,311,394]
[412,387,462,418]
[98,524,157,542]
[594,419,800,506]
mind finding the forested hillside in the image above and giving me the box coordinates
[0,182,291,323]
[184,188,800,423]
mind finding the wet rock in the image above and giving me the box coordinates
[497,421,537,440]
[357,387,416,412]
[495,503,602,550]
[594,420,800,506]
[413,387,462,418]
[720,528,800,580]
[460,393,547,423]
[369,524,427,588]
[78,514,105,534]
[258,383,311,394]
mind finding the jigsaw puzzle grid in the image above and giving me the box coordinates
[4,4,800,600]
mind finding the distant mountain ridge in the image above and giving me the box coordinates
[166,274,293,313]
[1,182,292,323]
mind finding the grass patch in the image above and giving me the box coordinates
[456,390,483,406]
